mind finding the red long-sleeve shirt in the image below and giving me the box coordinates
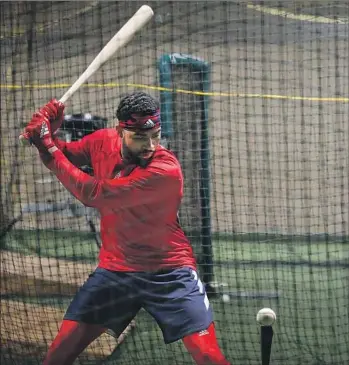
[46,129,196,272]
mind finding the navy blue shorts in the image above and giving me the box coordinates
[64,267,213,344]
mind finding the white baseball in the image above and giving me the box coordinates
[222,294,230,303]
[256,308,276,326]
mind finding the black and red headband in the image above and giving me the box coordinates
[118,109,161,130]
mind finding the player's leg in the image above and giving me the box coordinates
[142,268,231,364]
[43,268,141,365]
[182,322,231,365]
[43,320,106,365]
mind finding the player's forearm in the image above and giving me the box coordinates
[37,138,66,166]
[52,136,91,167]
[46,149,127,208]
[46,149,99,207]
[52,136,68,152]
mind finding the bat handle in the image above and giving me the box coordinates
[19,131,32,146]
[59,95,69,104]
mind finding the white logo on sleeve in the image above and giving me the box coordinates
[40,121,49,138]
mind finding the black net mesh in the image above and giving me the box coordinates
[1,1,348,365]
[169,64,206,260]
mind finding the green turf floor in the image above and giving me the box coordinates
[2,230,348,365]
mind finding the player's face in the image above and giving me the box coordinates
[122,127,161,162]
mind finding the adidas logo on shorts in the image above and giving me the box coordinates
[198,329,209,336]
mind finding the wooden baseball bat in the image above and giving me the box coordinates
[19,5,154,146]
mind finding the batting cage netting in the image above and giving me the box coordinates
[1,1,348,365]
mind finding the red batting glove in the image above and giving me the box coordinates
[38,99,65,134]
[20,99,65,145]
[25,112,57,154]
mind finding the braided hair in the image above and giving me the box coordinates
[116,92,160,121]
